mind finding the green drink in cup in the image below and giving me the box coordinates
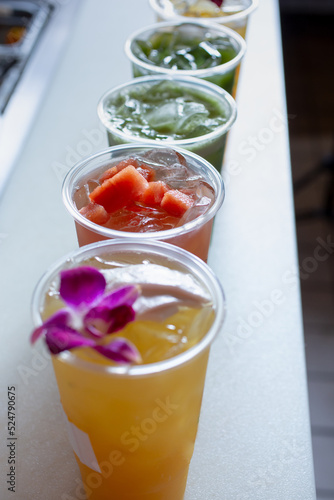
[97,75,237,172]
[149,0,258,39]
[125,20,246,96]
[31,239,226,500]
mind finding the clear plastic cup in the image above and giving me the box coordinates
[62,144,225,262]
[31,238,226,500]
[125,20,246,97]
[97,75,237,172]
[149,0,258,39]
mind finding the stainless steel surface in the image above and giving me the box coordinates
[0,0,81,198]
[0,1,51,112]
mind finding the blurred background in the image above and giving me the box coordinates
[279,1,334,498]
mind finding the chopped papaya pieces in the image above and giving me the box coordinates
[99,159,155,184]
[89,165,149,213]
[161,190,194,217]
[79,202,110,225]
[99,158,138,183]
[99,165,119,183]
[80,156,199,227]
[140,181,169,207]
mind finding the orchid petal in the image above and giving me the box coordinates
[31,309,70,344]
[45,326,95,354]
[84,285,139,336]
[94,338,142,364]
[32,268,143,364]
[60,267,106,310]
[84,305,135,337]
[98,285,140,309]
[210,0,223,7]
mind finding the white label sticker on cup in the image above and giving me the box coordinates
[65,417,101,473]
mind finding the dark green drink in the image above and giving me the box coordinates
[125,21,246,96]
[97,76,237,172]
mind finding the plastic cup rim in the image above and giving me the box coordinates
[62,143,225,241]
[124,19,246,77]
[31,238,226,377]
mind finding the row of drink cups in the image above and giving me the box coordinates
[31,2,258,499]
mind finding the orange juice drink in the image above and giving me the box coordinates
[31,239,226,500]
[149,0,258,39]
[62,145,225,262]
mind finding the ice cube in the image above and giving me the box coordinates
[141,147,186,168]
[195,181,215,201]
[176,181,214,225]
[163,49,198,70]
[174,100,209,136]
[188,41,222,70]
[101,263,210,301]
[144,101,183,134]
[184,304,214,343]
[176,197,210,225]
[74,181,99,210]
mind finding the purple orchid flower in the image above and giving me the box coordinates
[210,0,224,7]
[31,266,142,364]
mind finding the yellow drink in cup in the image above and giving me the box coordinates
[149,0,258,39]
[31,239,225,500]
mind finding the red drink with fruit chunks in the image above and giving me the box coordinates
[62,145,224,261]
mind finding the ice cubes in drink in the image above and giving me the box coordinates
[74,148,215,233]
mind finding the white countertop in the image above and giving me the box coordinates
[0,0,316,499]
